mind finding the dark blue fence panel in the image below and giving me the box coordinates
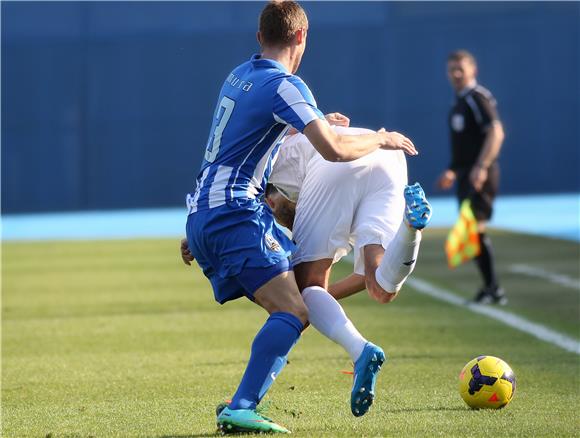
[2,1,579,213]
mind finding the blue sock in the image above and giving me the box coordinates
[229,312,303,410]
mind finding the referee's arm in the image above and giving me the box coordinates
[477,120,505,169]
[470,93,505,191]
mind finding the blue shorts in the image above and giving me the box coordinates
[207,258,292,304]
[186,199,295,304]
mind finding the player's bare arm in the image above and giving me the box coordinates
[303,118,417,162]
[327,273,365,300]
[327,273,398,304]
[470,120,505,191]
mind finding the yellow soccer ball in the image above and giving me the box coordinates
[458,355,516,409]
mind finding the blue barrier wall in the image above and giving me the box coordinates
[2,1,579,213]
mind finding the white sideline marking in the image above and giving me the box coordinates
[406,277,580,355]
[341,254,579,354]
[509,264,580,291]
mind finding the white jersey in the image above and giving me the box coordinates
[271,126,408,275]
[269,132,317,202]
[270,126,373,202]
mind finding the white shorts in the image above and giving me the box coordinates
[292,148,408,275]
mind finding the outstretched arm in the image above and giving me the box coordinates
[303,118,417,162]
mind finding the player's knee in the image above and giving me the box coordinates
[368,283,398,304]
[380,291,398,304]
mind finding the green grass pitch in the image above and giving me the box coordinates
[2,230,579,437]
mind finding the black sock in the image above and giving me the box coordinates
[475,232,499,289]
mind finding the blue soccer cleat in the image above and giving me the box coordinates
[351,342,386,417]
[216,406,290,434]
[404,182,432,230]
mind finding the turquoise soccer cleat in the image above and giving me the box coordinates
[216,406,290,434]
[351,342,386,417]
[404,182,432,230]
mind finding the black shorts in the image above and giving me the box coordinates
[456,163,499,221]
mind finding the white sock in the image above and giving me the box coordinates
[375,221,422,293]
[302,286,367,362]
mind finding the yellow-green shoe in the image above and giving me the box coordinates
[217,406,290,434]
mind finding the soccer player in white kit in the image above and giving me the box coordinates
[265,124,432,416]
[268,125,431,300]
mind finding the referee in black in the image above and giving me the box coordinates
[437,50,507,305]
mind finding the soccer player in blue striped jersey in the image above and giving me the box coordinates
[185,1,417,434]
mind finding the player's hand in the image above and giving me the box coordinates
[379,130,418,156]
[437,169,456,190]
[469,165,487,192]
[181,238,194,265]
[325,112,350,127]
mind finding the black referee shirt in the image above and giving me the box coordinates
[448,84,500,171]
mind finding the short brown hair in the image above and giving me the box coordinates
[259,1,308,46]
[448,49,477,66]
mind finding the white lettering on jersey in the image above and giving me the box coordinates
[226,73,253,92]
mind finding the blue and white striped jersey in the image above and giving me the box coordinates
[187,54,324,214]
